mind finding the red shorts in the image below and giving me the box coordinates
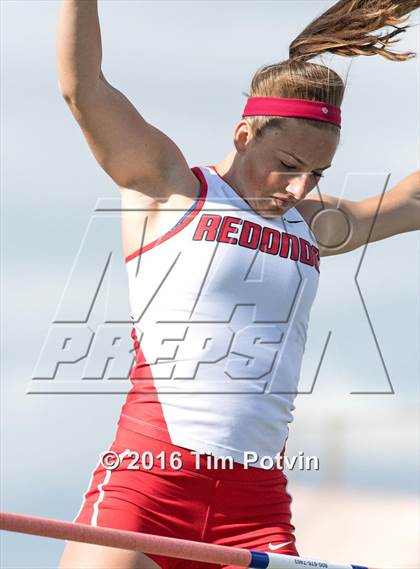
[74,426,298,569]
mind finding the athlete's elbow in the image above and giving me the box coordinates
[58,77,101,110]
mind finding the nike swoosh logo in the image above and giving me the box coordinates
[284,219,303,223]
[268,540,293,551]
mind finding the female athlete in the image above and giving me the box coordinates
[57,1,419,567]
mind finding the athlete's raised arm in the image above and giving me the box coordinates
[56,0,194,196]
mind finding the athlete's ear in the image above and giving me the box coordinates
[233,120,252,153]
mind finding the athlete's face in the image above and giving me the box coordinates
[233,119,339,218]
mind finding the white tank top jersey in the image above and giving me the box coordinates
[118,165,321,465]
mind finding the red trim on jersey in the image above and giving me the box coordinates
[118,325,172,442]
[124,167,208,263]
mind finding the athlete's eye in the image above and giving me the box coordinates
[280,160,297,170]
[313,172,324,179]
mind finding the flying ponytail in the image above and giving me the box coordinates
[289,0,419,62]
[246,0,419,136]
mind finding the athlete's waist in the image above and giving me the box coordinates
[114,420,287,482]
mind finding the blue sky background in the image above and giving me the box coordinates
[1,1,419,567]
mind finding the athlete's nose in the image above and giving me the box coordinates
[285,173,311,202]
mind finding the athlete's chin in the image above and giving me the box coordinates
[248,194,295,218]
[258,210,286,219]
[257,201,293,219]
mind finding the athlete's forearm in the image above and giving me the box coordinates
[57,0,102,103]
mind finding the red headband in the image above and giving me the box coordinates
[242,97,341,128]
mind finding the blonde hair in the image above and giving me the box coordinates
[246,0,419,136]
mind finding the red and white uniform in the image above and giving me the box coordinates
[119,165,320,464]
[74,165,320,565]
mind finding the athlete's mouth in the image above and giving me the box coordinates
[272,195,295,209]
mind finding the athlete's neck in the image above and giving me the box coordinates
[215,149,245,197]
